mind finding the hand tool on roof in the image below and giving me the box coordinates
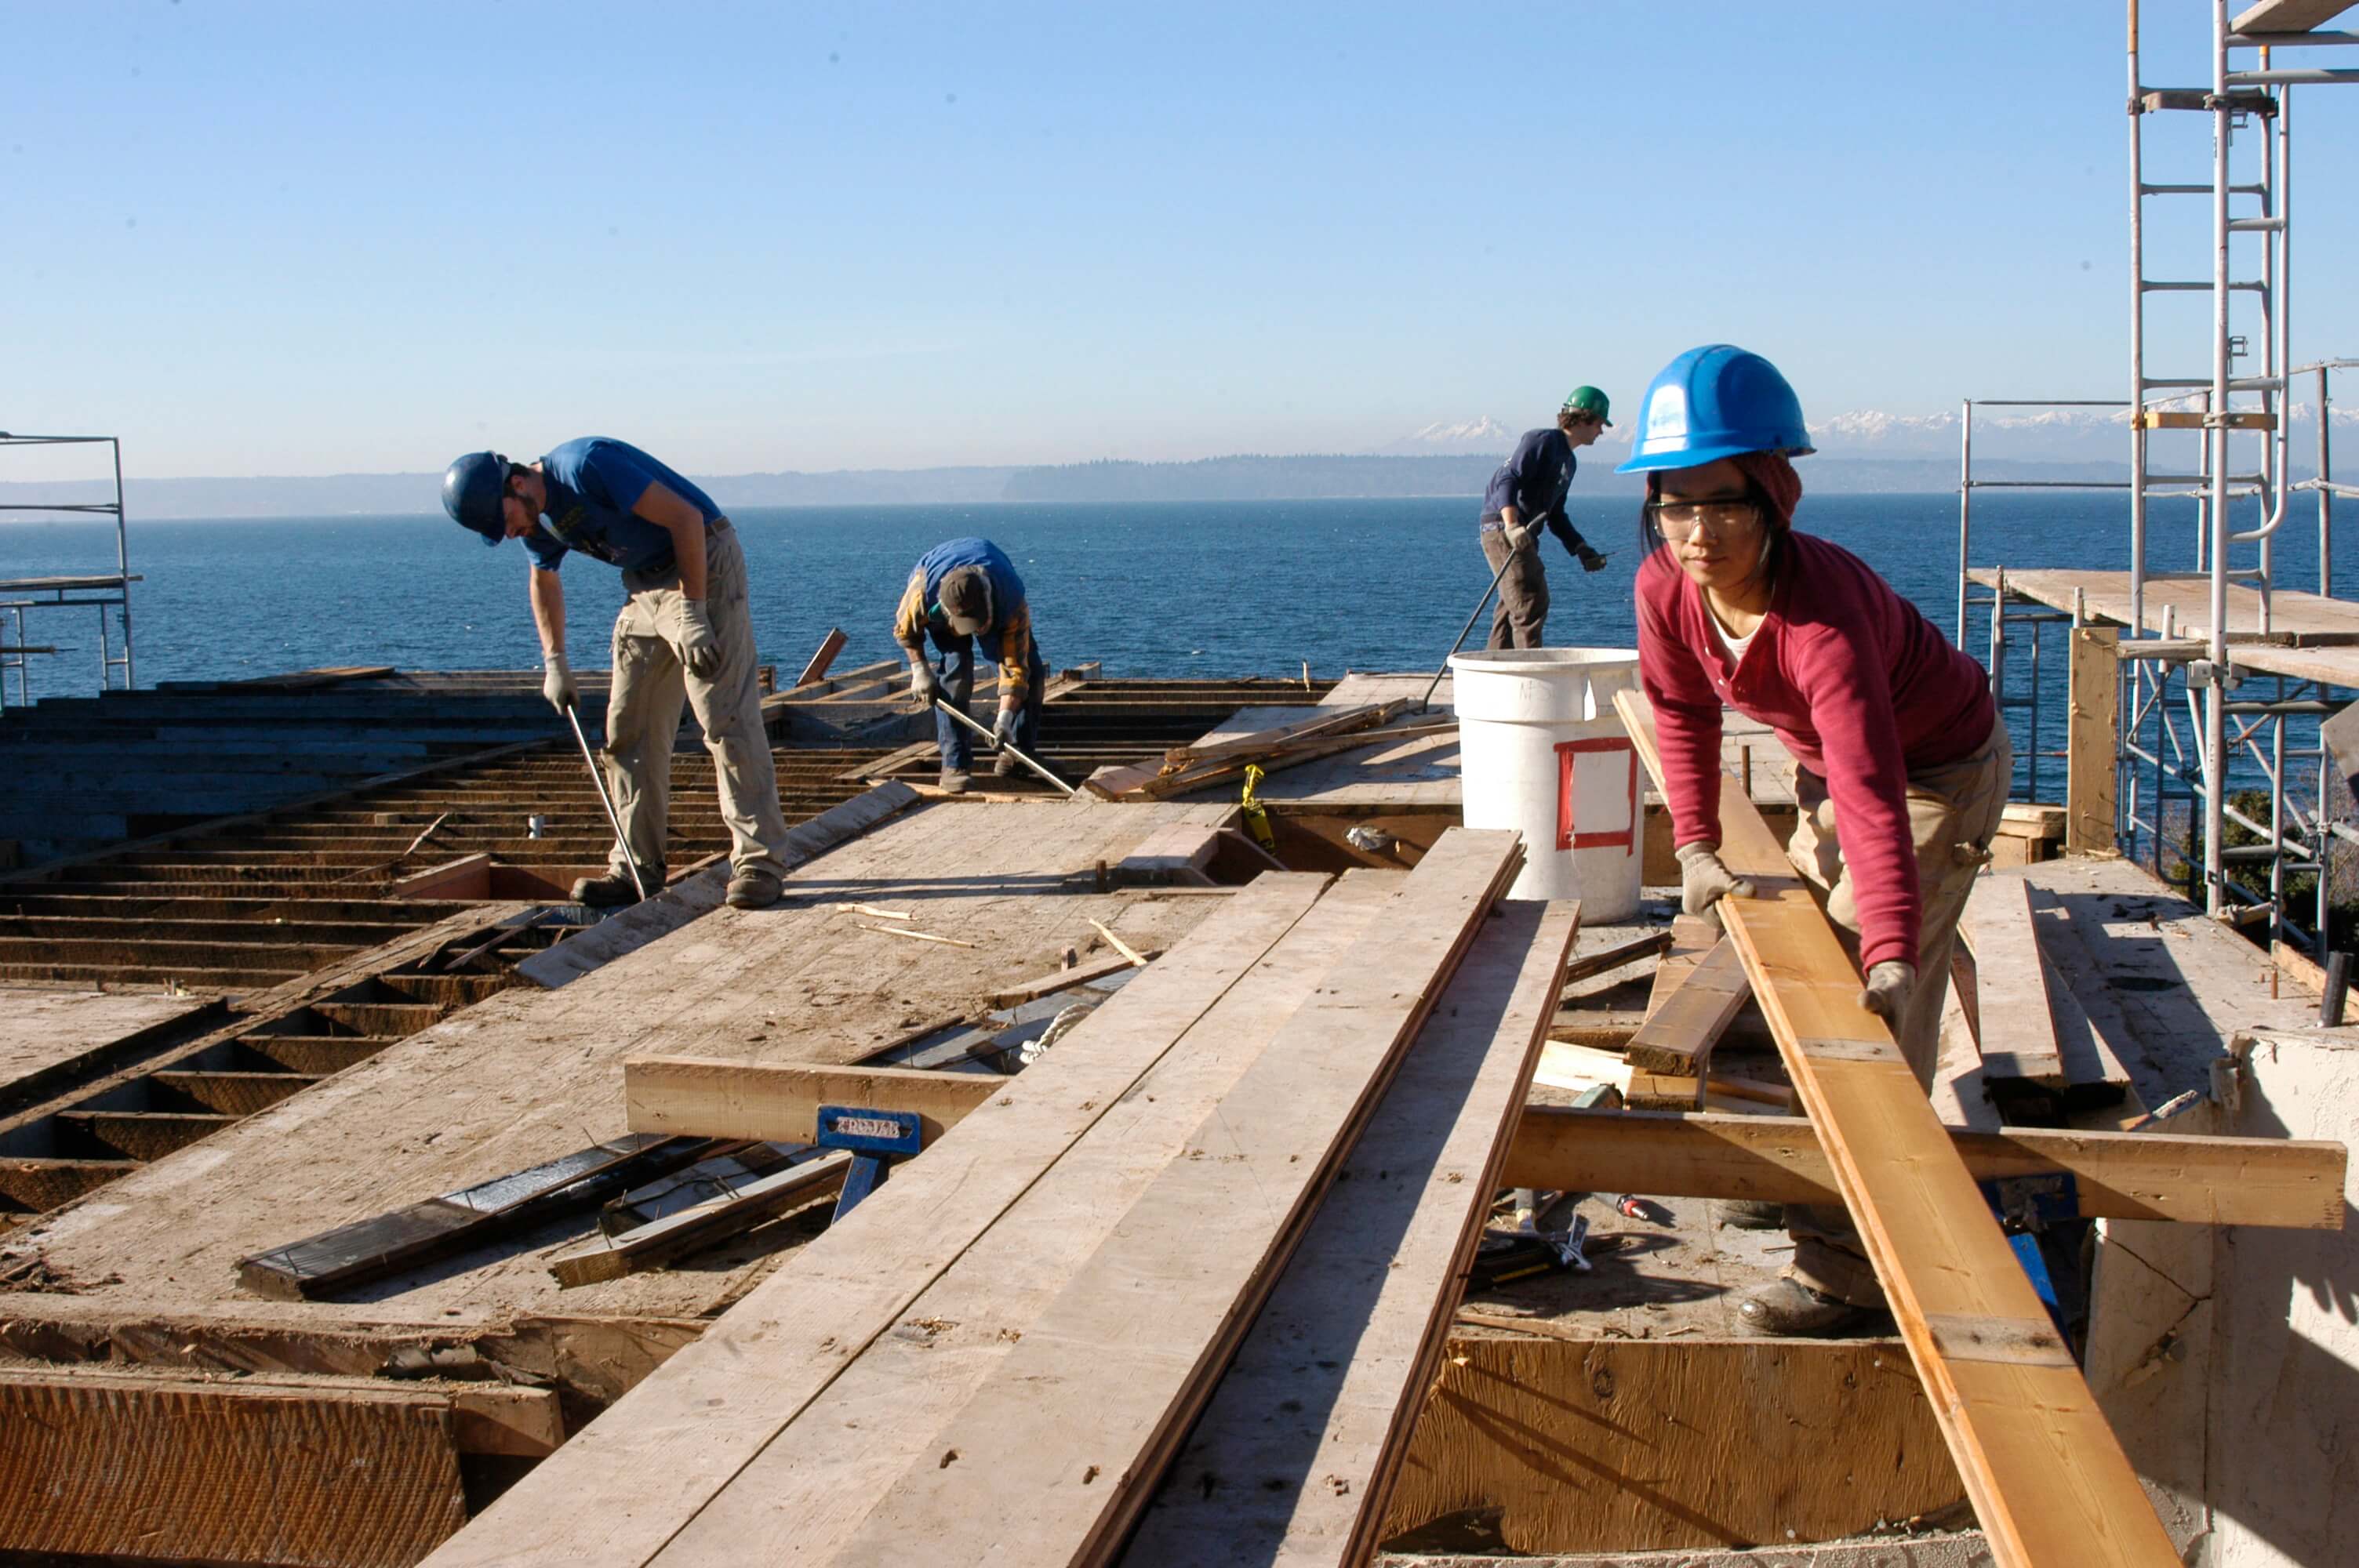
[1419,530,1529,713]
[565,699,649,904]
[815,1103,927,1222]
[931,695,1076,797]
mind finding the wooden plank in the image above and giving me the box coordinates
[1957,877,2069,1085]
[547,1152,852,1288]
[235,1134,711,1301]
[1145,720,1456,800]
[1503,1107,2346,1229]
[625,1059,1002,1144]
[794,627,848,688]
[1125,898,1579,1565]
[989,949,1147,1007]
[2232,0,2357,34]
[1380,1335,1959,1556]
[518,782,921,989]
[1623,935,1750,1076]
[823,829,1524,1568]
[1535,1040,1794,1114]
[1560,927,1673,988]
[419,871,1340,1568]
[0,1366,468,1567]
[647,872,1408,1568]
[1614,689,2180,1568]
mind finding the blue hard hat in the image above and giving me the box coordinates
[1615,345,1815,474]
[442,451,511,545]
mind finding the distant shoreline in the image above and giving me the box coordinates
[0,454,2146,521]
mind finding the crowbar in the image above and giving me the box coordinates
[564,701,649,904]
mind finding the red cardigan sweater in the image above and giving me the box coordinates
[1634,532,1997,970]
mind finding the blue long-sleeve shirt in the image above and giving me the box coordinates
[1480,428,1592,554]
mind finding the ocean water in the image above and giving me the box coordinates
[4,490,2350,796]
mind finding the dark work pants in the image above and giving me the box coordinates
[929,630,1047,773]
[1481,527,1550,650]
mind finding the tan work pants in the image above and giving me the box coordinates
[1782,720,2014,1306]
[1480,528,1550,650]
[602,524,789,880]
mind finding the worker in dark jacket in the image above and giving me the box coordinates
[894,537,1045,793]
[1479,387,1613,649]
[441,439,790,911]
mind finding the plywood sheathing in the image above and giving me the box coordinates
[0,800,1234,1328]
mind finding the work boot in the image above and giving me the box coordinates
[992,749,1022,779]
[725,866,783,910]
[939,768,971,795]
[572,866,663,909]
[1717,1199,1787,1231]
[1738,1275,1891,1338]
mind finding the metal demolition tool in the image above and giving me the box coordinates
[563,701,649,905]
[931,697,1077,797]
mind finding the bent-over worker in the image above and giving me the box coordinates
[442,438,790,911]
[1622,346,2010,1337]
[893,537,1046,793]
[1479,386,1613,648]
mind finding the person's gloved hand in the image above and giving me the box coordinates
[674,599,722,679]
[1502,521,1535,553]
[1858,960,1917,1025]
[1675,840,1756,926]
[992,707,1021,750]
[910,661,943,705]
[1576,544,1608,573]
[540,650,578,714]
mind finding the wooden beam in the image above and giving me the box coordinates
[988,949,1155,1007]
[1615,688,2180,1568]
[2067,629,2120,856]
[1125,898,1579,1564]
[793,627,848,688]
[1504,1106,2346,1229]
[625,1059,1001,1145]
[1560,927,1673,988]
[547,1152,852,1288]
[1623,935,1750,1077]
[2232,0,2357,35]
[1957,877,2068,1085]
[822,829,1525,1568]
[419,871,1341,1568]
[235,1134,711,1301]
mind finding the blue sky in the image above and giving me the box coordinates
[7,2,2357,479]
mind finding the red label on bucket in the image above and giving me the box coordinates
[1557,737,1637,855]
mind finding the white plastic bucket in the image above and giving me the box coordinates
[1448,648,1644,919]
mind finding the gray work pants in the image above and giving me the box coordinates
[602,524,789,880]
[1781,720,2014,1307]
[1480,527,1550,650]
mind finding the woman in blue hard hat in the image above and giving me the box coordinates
[1622,345,2012,1337]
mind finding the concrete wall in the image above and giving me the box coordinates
[2089,1030,2359,1567]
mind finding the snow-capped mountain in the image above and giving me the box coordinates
[1369,417,1518,456]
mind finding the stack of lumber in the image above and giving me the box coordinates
[1614,689,2184,1567]
[1538,916,1792,1112]
[1082,700,1448,800]
[423,826,1565,1568]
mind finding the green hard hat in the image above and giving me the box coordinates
[1562,385,1612,426]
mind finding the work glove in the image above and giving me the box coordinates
[674,599,722,680]
[1576,544,1608,573]
[910,661,943,705]
[1502,521,1535,553]
[991,707,1021,750]
[540,650,578,714]
[1676,840,1756,927]
[1858,960,1917,1026]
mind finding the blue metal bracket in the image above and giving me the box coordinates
[816,1105,924,1224]
[1981,1171,2081,1338]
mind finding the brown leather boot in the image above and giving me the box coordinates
[1737,1276,1892,1338]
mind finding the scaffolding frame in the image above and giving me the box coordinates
[1961,4,2359,951]
[0,433,138,707]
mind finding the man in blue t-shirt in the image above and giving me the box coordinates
[892,538,1047,791]
[1479,387,1612,648]
[442,439,790,909]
